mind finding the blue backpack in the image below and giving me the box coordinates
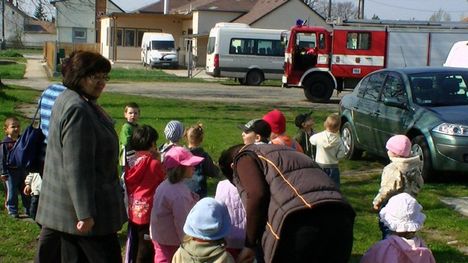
[8,101,45,173]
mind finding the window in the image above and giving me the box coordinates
[229,38,284,56]
[72,28,87,43]
[207,37,215,54]
[296,32,316,49]
[116,29,123,46]
[363,72,386,101]
[124,29,136,47]
[356,77,369,98]
[318,33,326,49]
[137,30,147,47]
[347,32,370,50]
[382,73,406,103]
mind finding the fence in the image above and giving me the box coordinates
[43,42,101,73]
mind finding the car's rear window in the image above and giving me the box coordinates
[410,72,468,106]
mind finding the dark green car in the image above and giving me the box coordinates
[339,67,468,180]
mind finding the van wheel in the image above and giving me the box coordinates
[303,75,334,102]
[411,135,434,181]
[246,70,263,86]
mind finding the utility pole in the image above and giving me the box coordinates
[1,0,5,49]
[328,0,332,20]
[358,0,365,19]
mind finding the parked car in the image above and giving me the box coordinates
[339,67,468,180]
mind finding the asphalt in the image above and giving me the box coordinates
[5,54,468,223]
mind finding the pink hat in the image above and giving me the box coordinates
[164,146,204,170]
[263,109,286,134]
[386,135,411,157]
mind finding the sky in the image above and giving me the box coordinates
[19,0,468,21]
[335,0,468,21]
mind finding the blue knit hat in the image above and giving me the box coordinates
[183,197,231,240]
[164,120,184,143]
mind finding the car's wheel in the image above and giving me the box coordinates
[341,122,363,160]
[411,135,433,181]
[303,74,334,102]
[245,70,263,86]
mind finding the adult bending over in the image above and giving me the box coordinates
[219,144,355,263]
[35,51,127,263]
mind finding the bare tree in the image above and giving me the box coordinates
[304,0,359,20]
[429,9,452,22]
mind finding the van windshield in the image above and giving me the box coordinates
[151,41,175,50]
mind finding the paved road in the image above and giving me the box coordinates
[5,54,345,111]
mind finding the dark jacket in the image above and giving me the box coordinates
[233,144,354,262]
[186,146,219,198]
[36,89,127,236]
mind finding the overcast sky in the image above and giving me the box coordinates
[22,0,468,21]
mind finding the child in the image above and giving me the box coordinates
[309,113,346,188]
[294,112,315,160]
[185,123,220,198]
[0,117,30,218]
[361,193,436,263]
[172,197,235,263]
[150,146,203,263]
[238,119,271,145]
[215,144,247,261]
[119,102,140,167]
[23,172,42,223]
[159,120,184,161]
[373,134,423,238]
[124,125,165,263]
[263,109,303,152]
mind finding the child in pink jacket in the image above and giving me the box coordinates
[149,146,203,263]
[361,193,436,263]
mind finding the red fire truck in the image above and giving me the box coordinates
[281,20,468,102]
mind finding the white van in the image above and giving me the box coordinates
[444,41,468,68]
[141,32,178,68]
[206,23,285,85]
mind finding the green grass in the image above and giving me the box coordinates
[0,50,26,79]
[109,68,208,83]
[0,85,467,262]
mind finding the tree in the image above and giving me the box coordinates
[371,14,380,20]
[429,9,451,22]
[304,0,359,20]
[34,1,47,21]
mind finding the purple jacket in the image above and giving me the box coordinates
[361,235,436,263]
[215,180,246,249]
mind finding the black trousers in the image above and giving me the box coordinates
[35,227,122,263]
[273,204,355,263]
[126,222,154,263]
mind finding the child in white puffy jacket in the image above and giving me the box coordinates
[24,172,42,223]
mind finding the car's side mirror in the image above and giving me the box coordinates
[383,97,408,109]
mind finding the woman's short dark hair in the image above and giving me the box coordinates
[130,125,159,151]
[62,51,111,91]
[218,144,244,182]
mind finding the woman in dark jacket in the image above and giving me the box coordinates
[35,51,127,263]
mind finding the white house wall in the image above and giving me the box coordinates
[101,17,111,59]
[55,0,96,43]
[193,10,243,36]
[251,0,330,30]
[1,4,25,44]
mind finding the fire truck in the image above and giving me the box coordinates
[281,20,468,102]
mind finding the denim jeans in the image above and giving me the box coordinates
[322,167,340,189]
[5,173,30,216]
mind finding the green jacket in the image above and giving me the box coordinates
[172,238,235,263]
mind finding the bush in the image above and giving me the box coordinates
[0,50,24,58]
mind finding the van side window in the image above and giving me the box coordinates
[230,38,283,56]
[207,37,216,54]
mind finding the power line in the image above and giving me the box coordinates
[367,0,468,14]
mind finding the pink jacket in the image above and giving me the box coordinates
[361,235,436,263]
[125,151,165,225]
[214,180,246,249]
[150,179,198,246]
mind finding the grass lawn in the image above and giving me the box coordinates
[0,50,26,80]
[0,84,467,262]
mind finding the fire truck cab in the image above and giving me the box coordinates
[282,20,468,102]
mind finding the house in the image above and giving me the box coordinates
[0,0,55,47]
[51,0,123,44]
[100,0,329,66]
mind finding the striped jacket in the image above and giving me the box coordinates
[39,84,66,143]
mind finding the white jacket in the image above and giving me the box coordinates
[24,172,42,196]
[309,130,345,166]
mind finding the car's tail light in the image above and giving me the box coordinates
[214,54,219,68]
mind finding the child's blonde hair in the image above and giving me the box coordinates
[166,166,188,184]
[186,123,204,146]
[324,114,341,133]
[3,116,20,131]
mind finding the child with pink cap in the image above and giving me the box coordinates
[372,134,424,239]
[150,146,203,263]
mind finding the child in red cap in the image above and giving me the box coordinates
[262,109,303,152]
[372,134,424,239]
